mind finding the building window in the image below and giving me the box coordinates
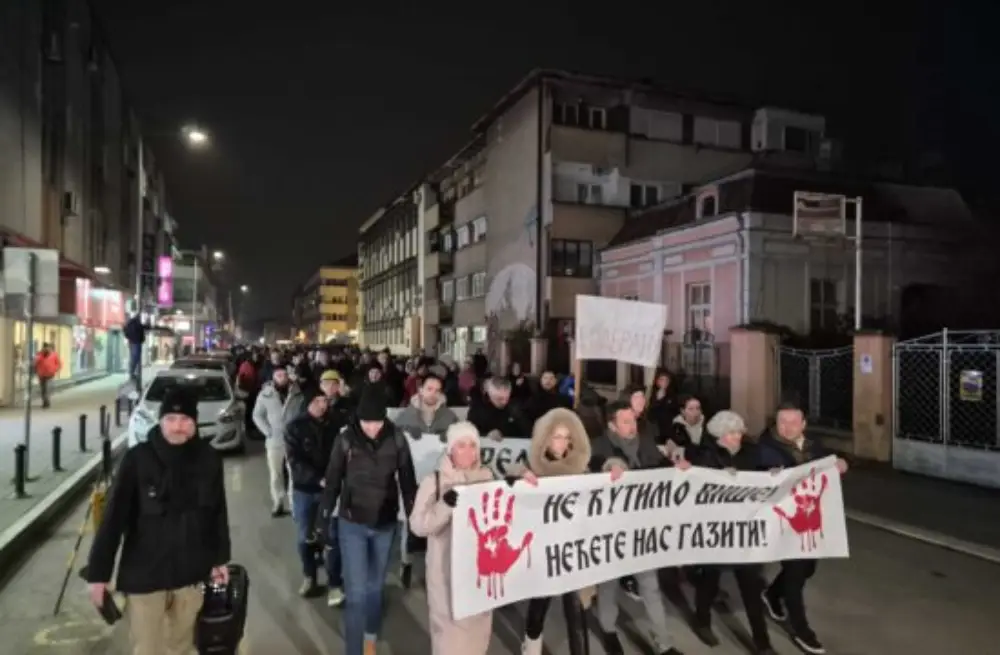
[588,107,607,130]
[629,183,660,208]
[472,326,488,343]
[472,215,488,243]
[441,279,455,304]
[576,183,603,205]
[697,194,717,218]
[554,102,580,126]
[693,117,742,148]
[550,239,594,278]
[456,224,471,249]
[810,278,839,330]
[455,275,470,301]
[784,126,813,153]
[686,282,712,332]
[442,230,454,253]
[471,271,486,297]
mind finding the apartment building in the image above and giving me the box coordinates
[292,255,360,343]
[422,69,803,368]
[0,0,175,402]
[358,196,422,354]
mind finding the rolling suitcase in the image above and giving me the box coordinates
[196,564,249,655]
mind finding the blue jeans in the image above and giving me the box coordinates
[339,519,396,653]
[291,490,342,586]
[128,343,143,386]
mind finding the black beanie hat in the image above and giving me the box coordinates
[356,385,387,421]
[300,383,323,407]
[159,386,199,421]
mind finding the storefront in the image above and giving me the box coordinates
[74,278,126,376]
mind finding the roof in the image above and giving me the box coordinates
[326,253,358,269]
[155,367,227,379]
[606,163,974,250]
[471,68,752,134]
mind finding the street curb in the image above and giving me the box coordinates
[846,509,1000,565]
[0,431,129,588]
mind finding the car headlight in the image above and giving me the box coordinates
[218,407,240,423]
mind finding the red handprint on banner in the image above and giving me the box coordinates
[773,467,828,552]
[468,487,534,598]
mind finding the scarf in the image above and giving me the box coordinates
[606,427,642,468]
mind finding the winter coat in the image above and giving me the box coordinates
[84,427,230,594]
[506,407,595,608]
[285,412,340,493]
[467,393,531,438]
[321,419,418,528]
[757,427,829,469]
[589,427,672,472]
[665,414,705,460]
[395,395,459,442]
[525,389,572,425]
[252,382,303,450]
[409,456,496,655]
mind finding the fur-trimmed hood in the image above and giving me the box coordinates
[510,407,591,478]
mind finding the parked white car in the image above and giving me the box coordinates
[127,369,246,453]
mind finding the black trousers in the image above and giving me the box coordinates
[695,564,771,649]
[525,593,590,655]
[766,559,817,635]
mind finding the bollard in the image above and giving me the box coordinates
[52,427,63,472]
[115,397,123,428]
[79,414,87,452]
[99,405,108,438]
[13,445,27,499]
[101,436,112,481]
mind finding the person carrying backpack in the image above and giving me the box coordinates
[321,383,418,655]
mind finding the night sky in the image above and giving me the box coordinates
[92,1,997,322]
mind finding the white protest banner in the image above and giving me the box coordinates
[449,456,848,619]
[574,295,667,367]
[403,434,531,483]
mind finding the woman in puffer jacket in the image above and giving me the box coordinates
[506,407,593,655]
[665,394,706,461]
[409,421,497,655]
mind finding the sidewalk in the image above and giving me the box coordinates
[0,366,162,577]
[842,464,1000,561]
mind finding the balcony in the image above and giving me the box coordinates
[439,201,456,226]
[425,250,454,279]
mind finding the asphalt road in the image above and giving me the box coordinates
[1,441,997,654]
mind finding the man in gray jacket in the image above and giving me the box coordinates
[392,372,458,587]
[252,366,304,516]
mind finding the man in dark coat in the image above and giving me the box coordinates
[85,386,231,653]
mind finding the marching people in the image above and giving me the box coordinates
[319,369,352,429]
[690,410,775,655]
[524,369,573,423]
[408,421,497,655]
[253,365,304,516]
[84,386,231,654]
[622,384,659,441]
[758,401,848,655]
[665,394,706,460]
[647,368,678,434]
[468,377,531,442]
[506,407,592,655]
[394,371,459,587]
[285,386,344,604]
[590,400,688,655]
[321,385,419,655]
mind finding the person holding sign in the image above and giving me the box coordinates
[589,400,688,655]
[689,410,775,655]
[758,401,848,655]
[395,372,460,587]
[408,421,497,655]
[505,407,593,655]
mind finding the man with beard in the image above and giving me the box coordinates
[85,386,230,653]
[468,377,531,441]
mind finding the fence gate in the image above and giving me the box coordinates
[775,345,854,429]
[892,330,1000,488]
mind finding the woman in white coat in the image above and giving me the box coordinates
[409,421,496,655]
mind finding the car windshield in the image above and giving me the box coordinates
[173,360,225,371]
[144,376,231,402]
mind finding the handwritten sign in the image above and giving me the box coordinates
[574,295,667,367]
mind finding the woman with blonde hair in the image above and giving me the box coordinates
[409,421,497,655]
[507,407,593,655]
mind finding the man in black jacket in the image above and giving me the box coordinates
[285,386,343,604]
[468,377,531,441]
[589,400,686,655]
[321,387,418,655]
[85,387,231,653]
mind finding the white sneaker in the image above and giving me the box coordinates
[522,636,543,655]
[327,587,345,607]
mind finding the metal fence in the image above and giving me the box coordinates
[776,345,854,429]
[894,330,1000,451]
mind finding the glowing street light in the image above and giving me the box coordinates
[212,250,224,262]
[94,266,111,275]
[240,284,249,293]
[182,125,210,147]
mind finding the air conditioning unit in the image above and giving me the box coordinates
[62,191,80,218]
